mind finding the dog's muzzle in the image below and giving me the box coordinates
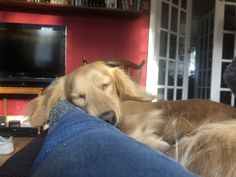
[99,110,117,125]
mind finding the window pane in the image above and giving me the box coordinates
[181,0,187,9]
[199,71,203,86]
[209,33,213,50]
[177,89,182,99]
[221,62,230,88]
[159,31,168,57]
[199,55,203,71]
[202,88,205,98]
[224,5,236,30]
[220,91,231,105]
[157,88,165,98]
[180,11,186,35]
[188,75,194,98]
[203,53,207,69]
[167,89,174,100]
[168,61,176,86]
[169,34,177,59]
[161,2,169,29]
[172,0,179,5]
[207,89,210,98]
[208,52,212,68]
[179,37,185,61]
[177,62,184,86]
[171,6,178,32]
[222,33,234,59]
[207,70,211,86]
[198,88,201,98]
[158,60,166,85]
[202,71,206,86]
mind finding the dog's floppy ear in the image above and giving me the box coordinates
[113,67,154,101]
[43,76,66,111]
[25,76,66,127]
[25,95,46,127]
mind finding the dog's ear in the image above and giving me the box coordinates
[25,76,66,127]
[64,71,75,99]
[25,95,46,127]
[113,68,154,101]
[43,76,66,112]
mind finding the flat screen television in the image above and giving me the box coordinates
[0,22,66,87]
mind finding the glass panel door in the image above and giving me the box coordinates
[195,10,214,99]
[147,0,192,100]
[211,0,236,106]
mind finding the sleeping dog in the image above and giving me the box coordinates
[26,61,236,177]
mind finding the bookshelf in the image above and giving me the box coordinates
[0,0,143,18]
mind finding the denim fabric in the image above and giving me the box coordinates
[30,107,196,177]
[48,100,82,132]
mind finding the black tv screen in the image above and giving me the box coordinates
[0,22,66,87]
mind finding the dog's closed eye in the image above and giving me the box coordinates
[71,92,86,101]
[78,94,86,99]
[101,83,110,91]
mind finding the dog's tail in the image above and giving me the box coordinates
[169,121,236,177]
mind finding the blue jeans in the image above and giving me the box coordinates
[30,108,196,177]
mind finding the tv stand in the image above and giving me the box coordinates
[0,87,44,116]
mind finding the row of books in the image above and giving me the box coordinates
[75,0,141,10]
[26,0,73,5]
[24,0,141,10]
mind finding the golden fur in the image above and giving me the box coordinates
[26,61,236,177]
[26,61,152,126]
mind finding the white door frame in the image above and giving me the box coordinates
[210,0,236,106]
[146,0,161,96]
[210,0,224,102]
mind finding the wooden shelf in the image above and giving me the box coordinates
[0,0,142,18]
[0,87,44,95]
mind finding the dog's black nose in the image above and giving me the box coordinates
[99,110,117,125]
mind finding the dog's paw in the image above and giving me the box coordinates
[146,138,170,152]
[153,140,170,152]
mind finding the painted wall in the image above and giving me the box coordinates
[0,7,150,116]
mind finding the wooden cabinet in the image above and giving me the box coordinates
[0,87,43,166]
[0,0,143,18]
[0,87,44,116]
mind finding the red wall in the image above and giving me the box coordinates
[0,8,150,116]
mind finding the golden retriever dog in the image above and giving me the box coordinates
[26,61,236,177]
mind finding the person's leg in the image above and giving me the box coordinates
[30,101,196,177]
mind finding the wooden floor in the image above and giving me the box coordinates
[0,137,33,166]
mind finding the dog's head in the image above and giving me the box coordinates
[26,61,154,127]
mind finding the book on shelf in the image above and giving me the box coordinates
[108,0,142,10]
[25,0,72,5]
[106,0,117,8]
[50,0,70,5]
[21,0,142,10]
